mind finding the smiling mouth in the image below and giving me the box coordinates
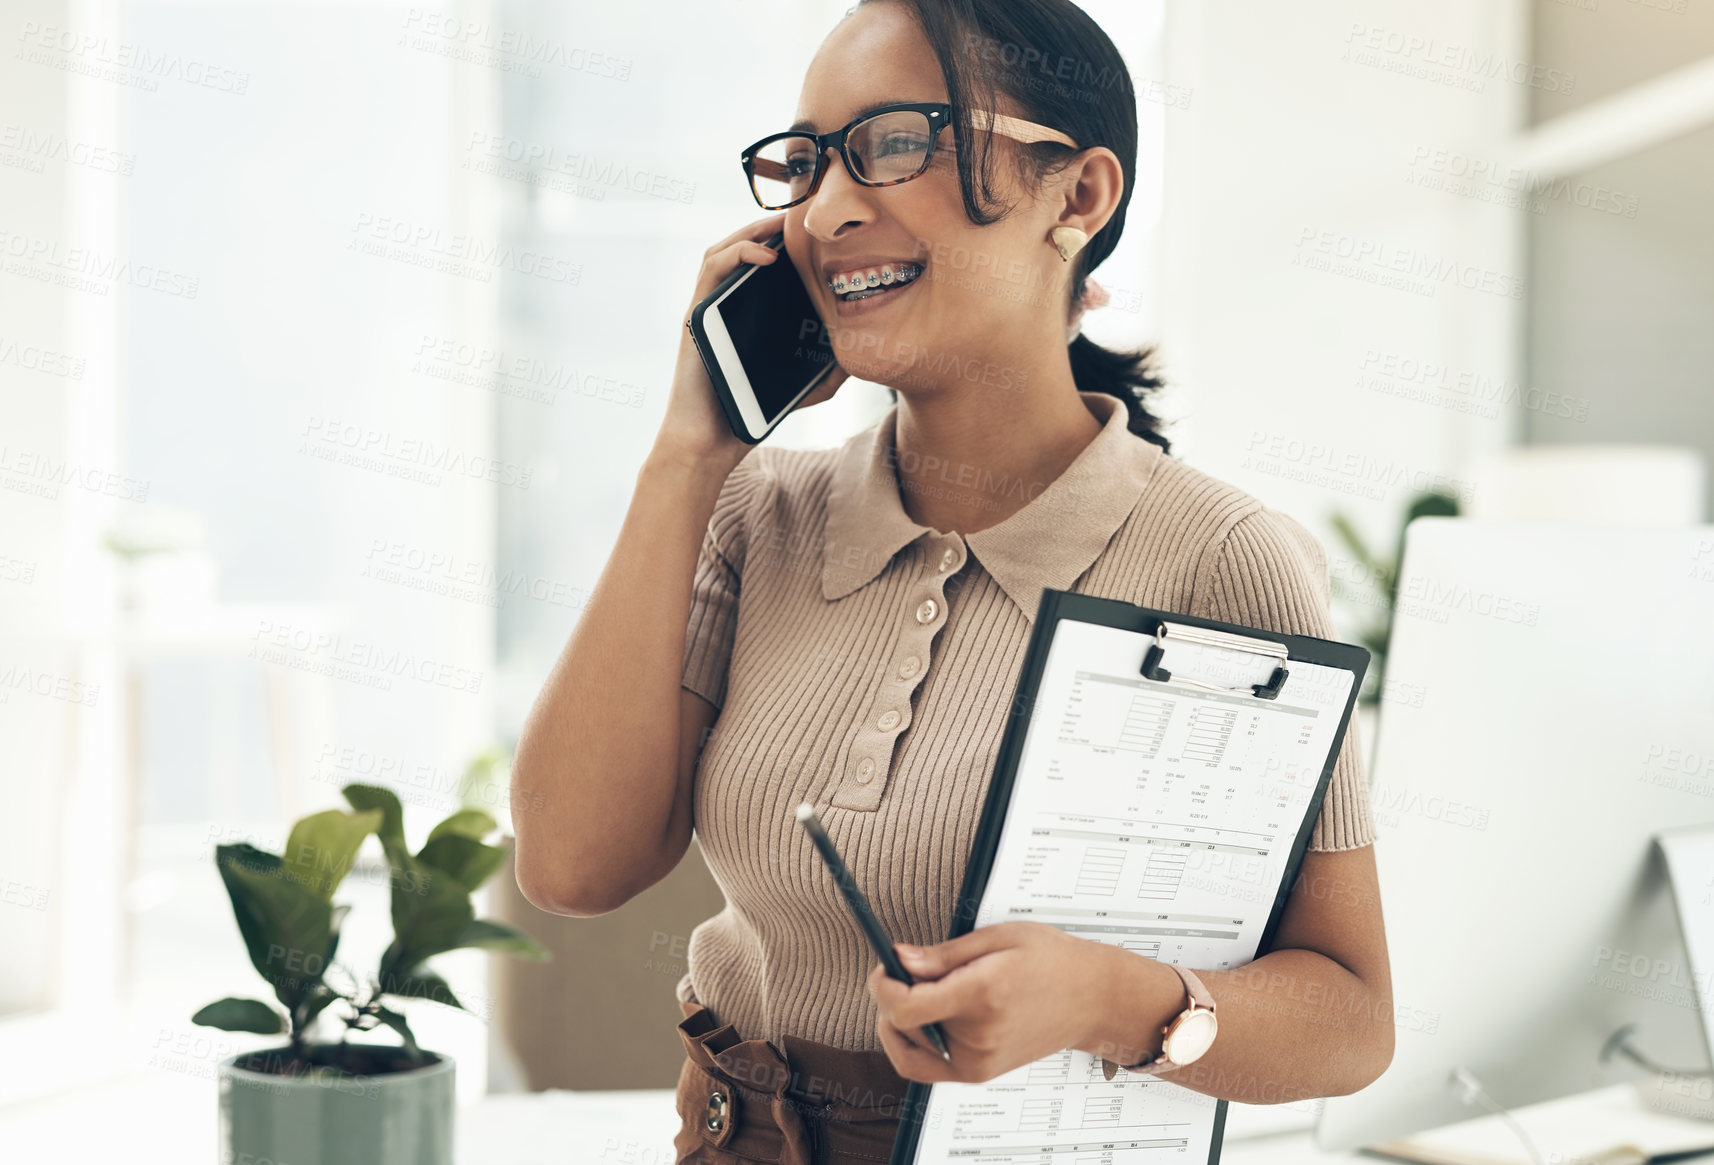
[828,263,925,301]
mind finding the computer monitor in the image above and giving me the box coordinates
[1316,518,1714,1153]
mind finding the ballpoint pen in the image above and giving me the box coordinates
[795,803,954,1063]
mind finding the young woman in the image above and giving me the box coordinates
[512,1,1394,1160]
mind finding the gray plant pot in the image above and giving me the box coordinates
[218,1047,455,1165]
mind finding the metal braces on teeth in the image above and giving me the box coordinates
[831,264,923,297]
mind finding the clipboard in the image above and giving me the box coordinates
[889,589,1370,1165]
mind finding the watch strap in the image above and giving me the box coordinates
[1100,962,1215,1079]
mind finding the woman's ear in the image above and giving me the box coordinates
[1054,146,1125,243]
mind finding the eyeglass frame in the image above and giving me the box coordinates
[739,101,1081,210]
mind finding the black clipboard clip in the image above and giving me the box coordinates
[1139,620,1290,700]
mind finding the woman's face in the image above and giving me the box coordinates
[785,2,1076,397]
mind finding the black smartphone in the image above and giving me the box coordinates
[685,229,837,444]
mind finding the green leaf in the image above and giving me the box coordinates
[424,807,496,847]
[282,808,382,900]
[215,844,335,1012]
[379,852,475,983]
[416,834,507,893]
[1404,490,1460,525]
[454,918,551,961]
[379,969,466,1011]
[372,1005,423,1062]
[191,997,286,1034]
[342,784,406,859]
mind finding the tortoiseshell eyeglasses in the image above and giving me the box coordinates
[740,101,1080,210]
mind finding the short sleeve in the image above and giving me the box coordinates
[680,451,770,712]
[1190,509,1377,852]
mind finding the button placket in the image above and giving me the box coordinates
[834,534,967,810]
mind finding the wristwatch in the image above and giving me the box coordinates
[1101,962,1218,1081]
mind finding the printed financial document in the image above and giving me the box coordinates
[908,619,1357,1163]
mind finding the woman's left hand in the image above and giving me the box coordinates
[866,920,1108,1084]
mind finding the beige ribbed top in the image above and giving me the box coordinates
[676,390,1376,1052]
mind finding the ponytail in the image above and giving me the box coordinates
[1067,332,1171,453]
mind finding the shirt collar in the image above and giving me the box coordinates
[821,391,1162,623]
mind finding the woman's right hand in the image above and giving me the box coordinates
[656,213,849,475]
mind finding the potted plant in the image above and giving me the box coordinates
[192,783,550,1165]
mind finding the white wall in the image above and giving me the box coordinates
[1161,0,1530,588]
[1524,3,1714,518]
[0,0,83,1018]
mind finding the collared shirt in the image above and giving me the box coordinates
[678,390,1376,1051]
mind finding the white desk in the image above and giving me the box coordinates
[454,1082,1714,1164]
[451,1091,1348,1162]
[3,1068,1708,1162]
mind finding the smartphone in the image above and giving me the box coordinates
[685,230,837,444]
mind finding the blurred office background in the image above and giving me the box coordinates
[1,0,1710,1158]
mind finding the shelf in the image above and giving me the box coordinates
[1503,52,1714,179]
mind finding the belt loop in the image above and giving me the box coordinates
[677,1004,744,1150]
[715,1041,805,1162]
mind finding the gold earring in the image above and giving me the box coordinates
[1050,226,1089,263]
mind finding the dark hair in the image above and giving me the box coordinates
[857,0,1171,454]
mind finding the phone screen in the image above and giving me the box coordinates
[718,243,833,424]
